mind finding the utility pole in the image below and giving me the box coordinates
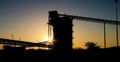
[11,35,15,47]
[19,38,21,41]
[11,35,14,40]
[114,0,119,47]
[104,22,106,48]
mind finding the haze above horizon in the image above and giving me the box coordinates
[0,0,120,49]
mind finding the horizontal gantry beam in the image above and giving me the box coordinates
[59,14,120,25]
[0,38,52,48]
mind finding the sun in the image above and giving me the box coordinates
[43,35,53,42]
[44,36,49,41]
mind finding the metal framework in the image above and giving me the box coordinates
[0,11,119,49]
[0,38,52,48]
[59,14,120,25]
[58,13,120,48]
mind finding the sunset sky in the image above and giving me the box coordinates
[0,0,120,49]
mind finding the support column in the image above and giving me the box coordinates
[104,22,106,48]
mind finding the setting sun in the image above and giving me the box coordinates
[43,35,53,42]
[43,36,49,41]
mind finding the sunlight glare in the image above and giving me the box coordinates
[43,35,53,42]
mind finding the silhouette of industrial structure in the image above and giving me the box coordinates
[48,11,73,51]
[48,10,120,51]
[0,38,52,50]
[0,10,120,51]
[0,10,120,62]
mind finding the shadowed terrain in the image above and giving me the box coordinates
[0,47,120,62]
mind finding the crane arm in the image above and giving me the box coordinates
[59,14,120,25]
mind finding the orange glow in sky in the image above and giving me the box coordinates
[0,0,120,49]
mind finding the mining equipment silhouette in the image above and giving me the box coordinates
[0,11,120,51]
[48,11,120,51]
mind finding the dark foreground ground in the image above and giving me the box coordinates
[0,47,120,62]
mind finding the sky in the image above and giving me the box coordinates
[0,0,120,49]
